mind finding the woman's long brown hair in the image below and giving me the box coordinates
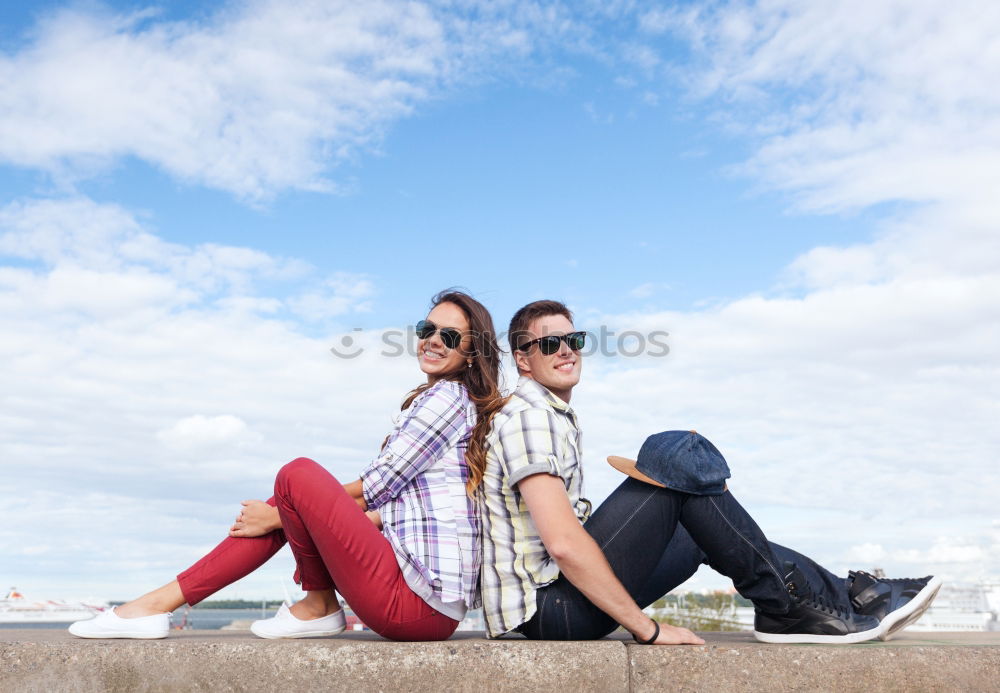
[400,289,506,495]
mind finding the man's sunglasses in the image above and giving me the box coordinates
[517,331,587,355]
[415,319,465,350]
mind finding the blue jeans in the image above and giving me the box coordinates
[518,478,849,640]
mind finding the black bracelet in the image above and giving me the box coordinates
[633,619,659,645]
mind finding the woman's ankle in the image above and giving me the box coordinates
[289,591,341,619]
[115,581,185,618]
[114,599,166,618]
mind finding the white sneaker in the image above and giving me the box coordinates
[250,603,347,639]
[68,607,170,639]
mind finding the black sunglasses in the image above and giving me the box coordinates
[415,319,465,350]
[517,331,587,355]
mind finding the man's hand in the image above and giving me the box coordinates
[229,500,280,537]
[518,473,704,646]
[632,618,704,645]
[656,623,703,645]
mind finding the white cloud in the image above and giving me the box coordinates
[156,415,258,451]
[2,1,998,601]
[574,269,1000,585]
[845,540,992,570]
[562,0,1000,589]
[848,543,888,565]
[893,543,987,565]
[629,282,670,299]
[0,1,450,199]
[0,1,595,202]
[653,0,1000,214]
[287,273,376,321]
[0,197,310,300]
[0,197,416,598]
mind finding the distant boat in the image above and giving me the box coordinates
[908,581,1000,633]
[0,587,106,624]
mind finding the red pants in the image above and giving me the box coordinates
[176,457,458,641]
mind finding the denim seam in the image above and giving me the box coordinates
[597,487,660,551]
[706,496,787,607]
[538,588,549,639]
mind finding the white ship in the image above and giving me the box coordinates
[0,587,106,624]
[908,581,1000,632]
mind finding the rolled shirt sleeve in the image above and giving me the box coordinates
[361,381,470,510]
[497,408,566,489]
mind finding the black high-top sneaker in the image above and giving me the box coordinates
[847,570,943,641]
[753,563,882,644]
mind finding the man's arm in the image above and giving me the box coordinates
[518,473,703,645]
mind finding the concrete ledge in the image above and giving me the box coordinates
[628,632,1000,693]
[2,630,998,693]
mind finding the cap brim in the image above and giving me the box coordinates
[606,455,665,488]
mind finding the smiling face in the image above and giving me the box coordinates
[513,313,583,402]
[417,301,472,383]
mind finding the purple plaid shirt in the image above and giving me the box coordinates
[361,380,480,615]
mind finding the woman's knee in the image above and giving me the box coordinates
[275,457,327,490]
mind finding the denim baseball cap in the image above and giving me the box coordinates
[607,430,731,495]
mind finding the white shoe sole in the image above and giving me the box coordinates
[69,630,168,639]
[68,622,168,639]
[877,576,943,641]
[250,624,346,639]
[753,623,883,644]
[250,621,347,639]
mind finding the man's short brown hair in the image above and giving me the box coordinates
[507,300,574,354]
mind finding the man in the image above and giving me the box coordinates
[479,299,940,644]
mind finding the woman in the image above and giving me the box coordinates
[69,290,505,641]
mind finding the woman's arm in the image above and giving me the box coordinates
[343,479,367,510]
[360,383,470,511]
[229,477,374,538]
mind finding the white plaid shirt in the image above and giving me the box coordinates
[361,379,481,617]
[479,376,592,636]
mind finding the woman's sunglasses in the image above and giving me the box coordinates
[415,319,464,350]
[517,331,587,355]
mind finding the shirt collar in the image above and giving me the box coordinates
[516,375,576,419]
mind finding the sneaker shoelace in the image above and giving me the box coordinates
[789,580,852,618]
[852,570,928,586]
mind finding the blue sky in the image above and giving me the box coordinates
[0,0,880,325]
[2,1,997,602]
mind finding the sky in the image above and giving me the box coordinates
[1,0,998,604]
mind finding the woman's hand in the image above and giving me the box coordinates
[366,510,383,530]
[229,500,281,538]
